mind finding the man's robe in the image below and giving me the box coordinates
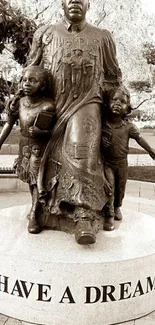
[27,19,122,218]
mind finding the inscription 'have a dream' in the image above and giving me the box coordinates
[0,274,155,304]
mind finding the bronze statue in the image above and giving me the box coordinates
[0,66,55,234]
[101,85,155,231]
[1,0,124,245]
[23,0,123,245]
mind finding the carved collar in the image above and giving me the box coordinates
[63,18,87,32]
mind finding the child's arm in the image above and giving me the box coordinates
[129,123,155,159]
[0,115,16,149]
[135,135,155,158]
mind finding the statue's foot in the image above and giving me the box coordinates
[114,207,123,221]
[28,218,41,234]
[75,219,96,245]
[104,216,115,231]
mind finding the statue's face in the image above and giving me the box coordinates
[22,68,43,97]
[74,49,83,57]
[109,91,128,116]
[32,146,41,157]
[24,151,30,159]
[62,0,89,22]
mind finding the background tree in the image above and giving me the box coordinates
[0,0,37,64]
[143,42,155,65]
[0,0,37,103]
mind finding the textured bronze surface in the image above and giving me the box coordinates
[0,1,126,245]
[102,86,155,228]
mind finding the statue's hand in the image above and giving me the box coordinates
[104,179,113,196]
[29,126,42,137]
[29,126,49,137]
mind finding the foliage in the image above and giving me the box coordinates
[0,0,37,64]
[129,109,142,120]
[129,80,151,92]
[0,76,17,109]
[143,42,155,65]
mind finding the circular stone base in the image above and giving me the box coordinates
[0,205,155,325]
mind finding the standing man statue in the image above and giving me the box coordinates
[27,0,122,245]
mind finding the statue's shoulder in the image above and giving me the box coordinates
[42,98,55,112]
[33,24,50,42]
[98,27,114,40]
[41,22,61,45]
[33,22,62,43]
[87,23,114,40]
[124,120,139,132]
[127,120,138,128]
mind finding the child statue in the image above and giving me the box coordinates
[101,85,155,231]
[0,66,56,234]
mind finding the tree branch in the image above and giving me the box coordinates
[133,98,151,110]
[34,6,50,20]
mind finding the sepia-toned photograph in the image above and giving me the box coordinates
[0,0,155,324]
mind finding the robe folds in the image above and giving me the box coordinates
[27,20,122,218]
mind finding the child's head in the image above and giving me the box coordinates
[105,85,132,119]
[22,146,31,159]
[73,49,83,57]
[31,144,41,157]
[21,66,51,97]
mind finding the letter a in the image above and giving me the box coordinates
[11,280,24,298]
[59,286,75,303]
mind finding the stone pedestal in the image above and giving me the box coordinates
[0,205,155,324]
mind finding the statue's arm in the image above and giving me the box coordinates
[27,25,48,66]
[136,135,155,155]
[101,29,122,84]
[129,123,155,158]
[0,115,17,148]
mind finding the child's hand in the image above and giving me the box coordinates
[104,179,113,196]
[29,126,42,137]
[149,149,155,160]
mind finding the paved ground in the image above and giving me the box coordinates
[0,312,154,325]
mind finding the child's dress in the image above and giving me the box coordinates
[8,96,55,184]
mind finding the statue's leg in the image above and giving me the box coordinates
[103,165,115,231]
[62,103,106,244]
[114,163,128,221]
[63,103,101,172]
[27,184,41,234]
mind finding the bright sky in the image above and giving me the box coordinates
[141,0,155,14]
